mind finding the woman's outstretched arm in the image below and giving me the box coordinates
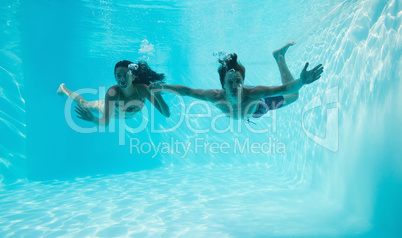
[138,84,170,118]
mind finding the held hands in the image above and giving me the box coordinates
[75,105,95,122]
[148,82,163,95]
[300,62,324,84]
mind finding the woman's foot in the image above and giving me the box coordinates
[273,41,296,60]
[57,83,66,96]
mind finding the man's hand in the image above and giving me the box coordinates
[148,82,163,95]
[300,62,323,84]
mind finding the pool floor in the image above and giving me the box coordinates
[0,165,370,237]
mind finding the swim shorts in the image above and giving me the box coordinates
[252,96,285,118]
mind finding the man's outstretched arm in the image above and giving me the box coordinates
[149,83,220,102]
[248,62,323,100]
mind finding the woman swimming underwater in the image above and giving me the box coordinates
[57,60,170,127]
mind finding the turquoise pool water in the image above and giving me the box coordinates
[1,0,401,237]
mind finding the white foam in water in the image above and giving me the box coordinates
[213,50,232,67]
[138,39,155,55]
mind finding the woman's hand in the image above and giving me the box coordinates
[300,62,323,84]
[75,105,95,122]
[148,82,163,95]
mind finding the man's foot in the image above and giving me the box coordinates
[273,41,296,60]
[57,83,65,96]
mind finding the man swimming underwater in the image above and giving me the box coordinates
[150,42,323,121]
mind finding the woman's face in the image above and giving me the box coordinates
[115,67,135,89]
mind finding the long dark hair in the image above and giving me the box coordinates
[217,53,245,88]
[114,60,165,85]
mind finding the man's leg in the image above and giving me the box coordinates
[272,41,298,107]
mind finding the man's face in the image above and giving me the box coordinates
[223,70,244,97]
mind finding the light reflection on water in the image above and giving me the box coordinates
[0,165,369,237]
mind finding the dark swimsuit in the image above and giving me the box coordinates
[252,95,285,118]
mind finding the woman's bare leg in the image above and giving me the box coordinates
[57,83,103,116]
[272,41,299,107]
[57,83,89,107]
